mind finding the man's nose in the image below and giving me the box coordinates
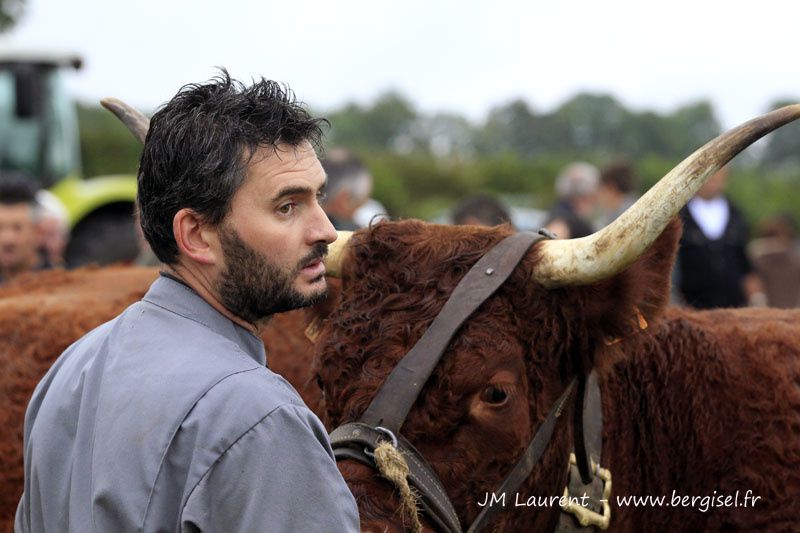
[310,204,338,245]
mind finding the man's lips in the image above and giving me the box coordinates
[300,259,326,278]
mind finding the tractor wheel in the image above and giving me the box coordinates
[65,209,140,267]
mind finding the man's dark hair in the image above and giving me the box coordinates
[320,149,370,201]
[0,174,37,206]
[138,70,328,263]
[600,161,637,195]
[452,194,512,227]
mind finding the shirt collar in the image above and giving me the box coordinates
[142,273,266,366]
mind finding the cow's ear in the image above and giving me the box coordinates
[568,218,682,344]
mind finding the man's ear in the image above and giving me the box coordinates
[567,217,683,343]
[172,208,219,266]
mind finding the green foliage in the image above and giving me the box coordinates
[761,98,800,170]
[728,167,800,228]
[360,151,586,220]
[77,89,800,226]
[326,91,416,151]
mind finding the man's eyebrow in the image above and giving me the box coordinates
[271,180,328,202]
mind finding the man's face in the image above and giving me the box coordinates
[597,183,618,210]
[0,203,39,272]
[697,167,728,200]
[213,142,337,322]
[38,216,67,261]
[573,192,597,218]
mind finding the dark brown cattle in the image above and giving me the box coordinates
[0,267,153,531]
[0,267,325,532]
[316,218,800,532]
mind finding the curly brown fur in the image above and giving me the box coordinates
[0,267,157,531]
[602,306,800,531]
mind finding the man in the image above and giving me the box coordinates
[16,73,360,531]
[595,161,638,230]
[35,190,70,268]
[676,165,761,309]
[544,161,599,239]
[748,213,800,308]
[320,149,372,230]
[0,176,48,284]
[451,193,513,228]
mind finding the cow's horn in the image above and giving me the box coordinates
[102,96,355,278]
[101,98,150,144]
[533,104,800,288]
[325,231,353,277]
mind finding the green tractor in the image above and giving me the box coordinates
[0,49,139,266]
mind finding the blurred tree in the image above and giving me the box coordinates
[327,91,417,151]
[0,0,24,31]
[409,112,475,157]
[665,100,721,157]
[554,93,628,153]
[475,99,540,155]
[619,111,671,158]
[761,98,800,170]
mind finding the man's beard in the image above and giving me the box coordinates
[217,226,328,323]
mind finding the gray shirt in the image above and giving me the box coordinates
[15,275,359,532]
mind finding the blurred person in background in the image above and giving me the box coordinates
[676,165,764,309]
[35,190,70,269]
[595,160,638,229]
[452,193,514,228]
[748,213,800,308]
[353,197,389,228]
[320,149,372,230]
[0,176,50,284]
[544,161,599,239]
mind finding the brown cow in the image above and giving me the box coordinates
[305,105,800,531]
[316,218,800,532]
[0,268,151,530]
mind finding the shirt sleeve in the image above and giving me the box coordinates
[180,403,359,533]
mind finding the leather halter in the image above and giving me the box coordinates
[330,232,598,532]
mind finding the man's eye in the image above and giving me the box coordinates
[277,202,296,215]
[317,190,327,203]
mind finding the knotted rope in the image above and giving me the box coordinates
[374,441,423,533]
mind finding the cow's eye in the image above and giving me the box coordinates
[480,385,509,406]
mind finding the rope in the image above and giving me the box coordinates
[374,441,423,533]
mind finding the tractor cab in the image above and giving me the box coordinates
[0,51,82,188]
[0,49,139,266]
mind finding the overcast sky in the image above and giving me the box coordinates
[4,0,799,129]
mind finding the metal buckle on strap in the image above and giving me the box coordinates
[561,453,612,530]
[363,426,398,458]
